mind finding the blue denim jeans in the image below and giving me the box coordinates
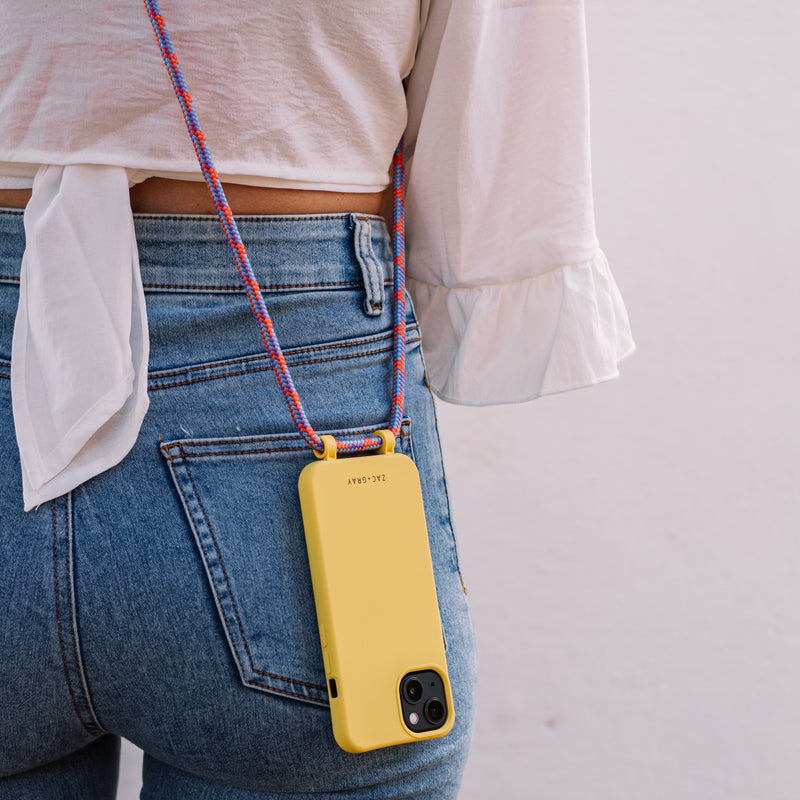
[0,209,476,799]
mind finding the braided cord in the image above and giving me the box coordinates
[143,0,406,455]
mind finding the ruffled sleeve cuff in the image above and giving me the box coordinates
[407,248,635,406]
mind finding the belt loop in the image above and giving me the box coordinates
[349,214,384,317]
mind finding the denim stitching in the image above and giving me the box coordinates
[240,678,328,705]
[151,366,272,392]
[149,330,420,391]
[52,501,96,735]
[163,444,310,460]
[0,276,387,291]
[161,423,408,453]
[149,347,394,391]
[174,447,328,696]
[163,429,410,461]
[169,448,248,673]
[424,372,469,595]
[142,280,361,292]
[148,328,416,381]
[134,212,385,223]
[64,496,105,732]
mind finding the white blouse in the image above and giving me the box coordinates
[0,0,634,510]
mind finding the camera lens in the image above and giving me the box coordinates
[424,698,446,725]
[403,678,424,704]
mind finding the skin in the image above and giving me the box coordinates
[0,180,391,221]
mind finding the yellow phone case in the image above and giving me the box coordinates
[298,431,454,753]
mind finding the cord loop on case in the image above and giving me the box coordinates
[375,430,396,455]
[315,435,339,461]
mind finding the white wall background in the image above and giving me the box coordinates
[118,2,800,797]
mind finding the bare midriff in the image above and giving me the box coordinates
[0,179,391,220]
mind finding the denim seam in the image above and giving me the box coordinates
[0,333,419,384]
[162,428,409,460]
[175,450,254,672]
[52,503,87,731]
[0,276,390,290]
[134,212,386,223]
[423,378,469,595]
[148,334,421,391]
[149,347,394,392]
[64,495,106,733]
[52,500,105,736]
[171,448,329,700]
[148,327,418,381]
[142,280,362,292]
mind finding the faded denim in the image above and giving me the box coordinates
[0,210,476,799]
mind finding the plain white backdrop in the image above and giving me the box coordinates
[119,2,800,797]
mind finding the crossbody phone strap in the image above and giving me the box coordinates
[143,0,407,457]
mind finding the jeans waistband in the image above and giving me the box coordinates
[0,209,393,295]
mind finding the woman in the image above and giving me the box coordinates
[0,0,633,797]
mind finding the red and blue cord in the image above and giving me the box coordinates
[143,0,406,455]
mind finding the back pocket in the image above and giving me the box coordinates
[160,421,413,707]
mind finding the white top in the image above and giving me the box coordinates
[0,0,634,510]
